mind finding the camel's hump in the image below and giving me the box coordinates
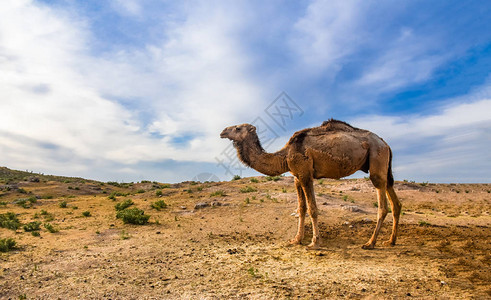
[321,119,357,131]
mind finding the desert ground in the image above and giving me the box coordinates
[0,167,489,299]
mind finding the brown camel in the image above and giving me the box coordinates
[220,119,401,250]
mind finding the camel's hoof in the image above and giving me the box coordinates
[306,243,320,250]
[289,239,302,245]
[382,240,396,247]
[361,243,375,250]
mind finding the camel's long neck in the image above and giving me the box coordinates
[234,136,289,176]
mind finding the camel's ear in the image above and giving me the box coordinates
[248,125,256,133]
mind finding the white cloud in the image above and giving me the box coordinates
[0,1,264,178]
[350,93,491,182]
[290,0,362,75]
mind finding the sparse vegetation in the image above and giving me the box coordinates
[136,189,145,194]
[14,196,37,208]
[265,176,281,182]
[23,221,41,232]
[44,223,59,233]
[120,230,130,240]
[155,190,163,197]
[116,208,150,225]
[82,211,91,217]
[151,199,167,210]
[0,238,16,252]
[115,199,134,211]
[210,190,226,197]
[418,220,431,227]
[232,175,241,181]
[59,201,68,208]
[0,212,21,230]
[240,186,257,193]
[250,178,259,183]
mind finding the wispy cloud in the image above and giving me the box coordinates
[350,84,491,182]
[0,1,263,177]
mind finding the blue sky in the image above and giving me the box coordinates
[0,0,490,183]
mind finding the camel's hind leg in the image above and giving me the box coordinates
[301,178,320,250]
[362,146,391,250]
[384,186,401,246]
[290,177,307,245]
[362,178,388,249]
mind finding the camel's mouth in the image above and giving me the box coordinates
[220,129,228,139]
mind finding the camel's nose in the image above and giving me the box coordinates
[220,128,228,138]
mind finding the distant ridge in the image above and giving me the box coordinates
[0,166,97,184]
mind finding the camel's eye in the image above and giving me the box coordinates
[235,127,240,131]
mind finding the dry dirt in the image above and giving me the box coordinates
[0,171,490,299]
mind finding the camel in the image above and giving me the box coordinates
[220,119,401,250]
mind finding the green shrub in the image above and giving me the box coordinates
[44,223,59,233]
[14,196,37,208]
[232,175,241,181]
[82,211,91,217]
[250,178,259,183]
[265,176,281,182]
[210,190,226,197]
[23,221,41,232]
[116,208,150,225]
[151,199,167,210]
[0,238,16,252]
[0,212,21,230]
[240,186,257,193]
[115,199,134,211]
[59,201,68,208]
[155,190,163,197]
[31,231,41,237]
[136,189,145,194]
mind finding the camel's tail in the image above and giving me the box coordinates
[387,148,394,188]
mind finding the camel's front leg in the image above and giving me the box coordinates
[290,177,306,245]
[301,178,320,250]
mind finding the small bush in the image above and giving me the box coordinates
[17,188,28,194]
[282,187,287,193]
[136,189,145,194]
[23,221,41,232]
[82,211,91,217]
[250,178,259,183]
[14,196,37,208]
[151,199,167,210]
[115,199,134,211]
[155,190,163,197]
[120,230,130,240]
[418,220,431,227]
[210,190,226,197]
[116,208,150,225]
[0,212,21,230]
[240,186,257,193]
[31,231,41,237]
[59,201,68,208]
[0,238,16,252]
[232,175,241,181]
[44,223,59,233]
[265,176,281,182]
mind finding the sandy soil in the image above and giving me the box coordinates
[0,173,490,299]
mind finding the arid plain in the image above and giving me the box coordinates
[0,167,489,299]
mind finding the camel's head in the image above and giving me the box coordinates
[220,123,257,142]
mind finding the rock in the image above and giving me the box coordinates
[341,205,364,213]
[211,201,222,207]
[180,206,187,210]
[194,202,210,209]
